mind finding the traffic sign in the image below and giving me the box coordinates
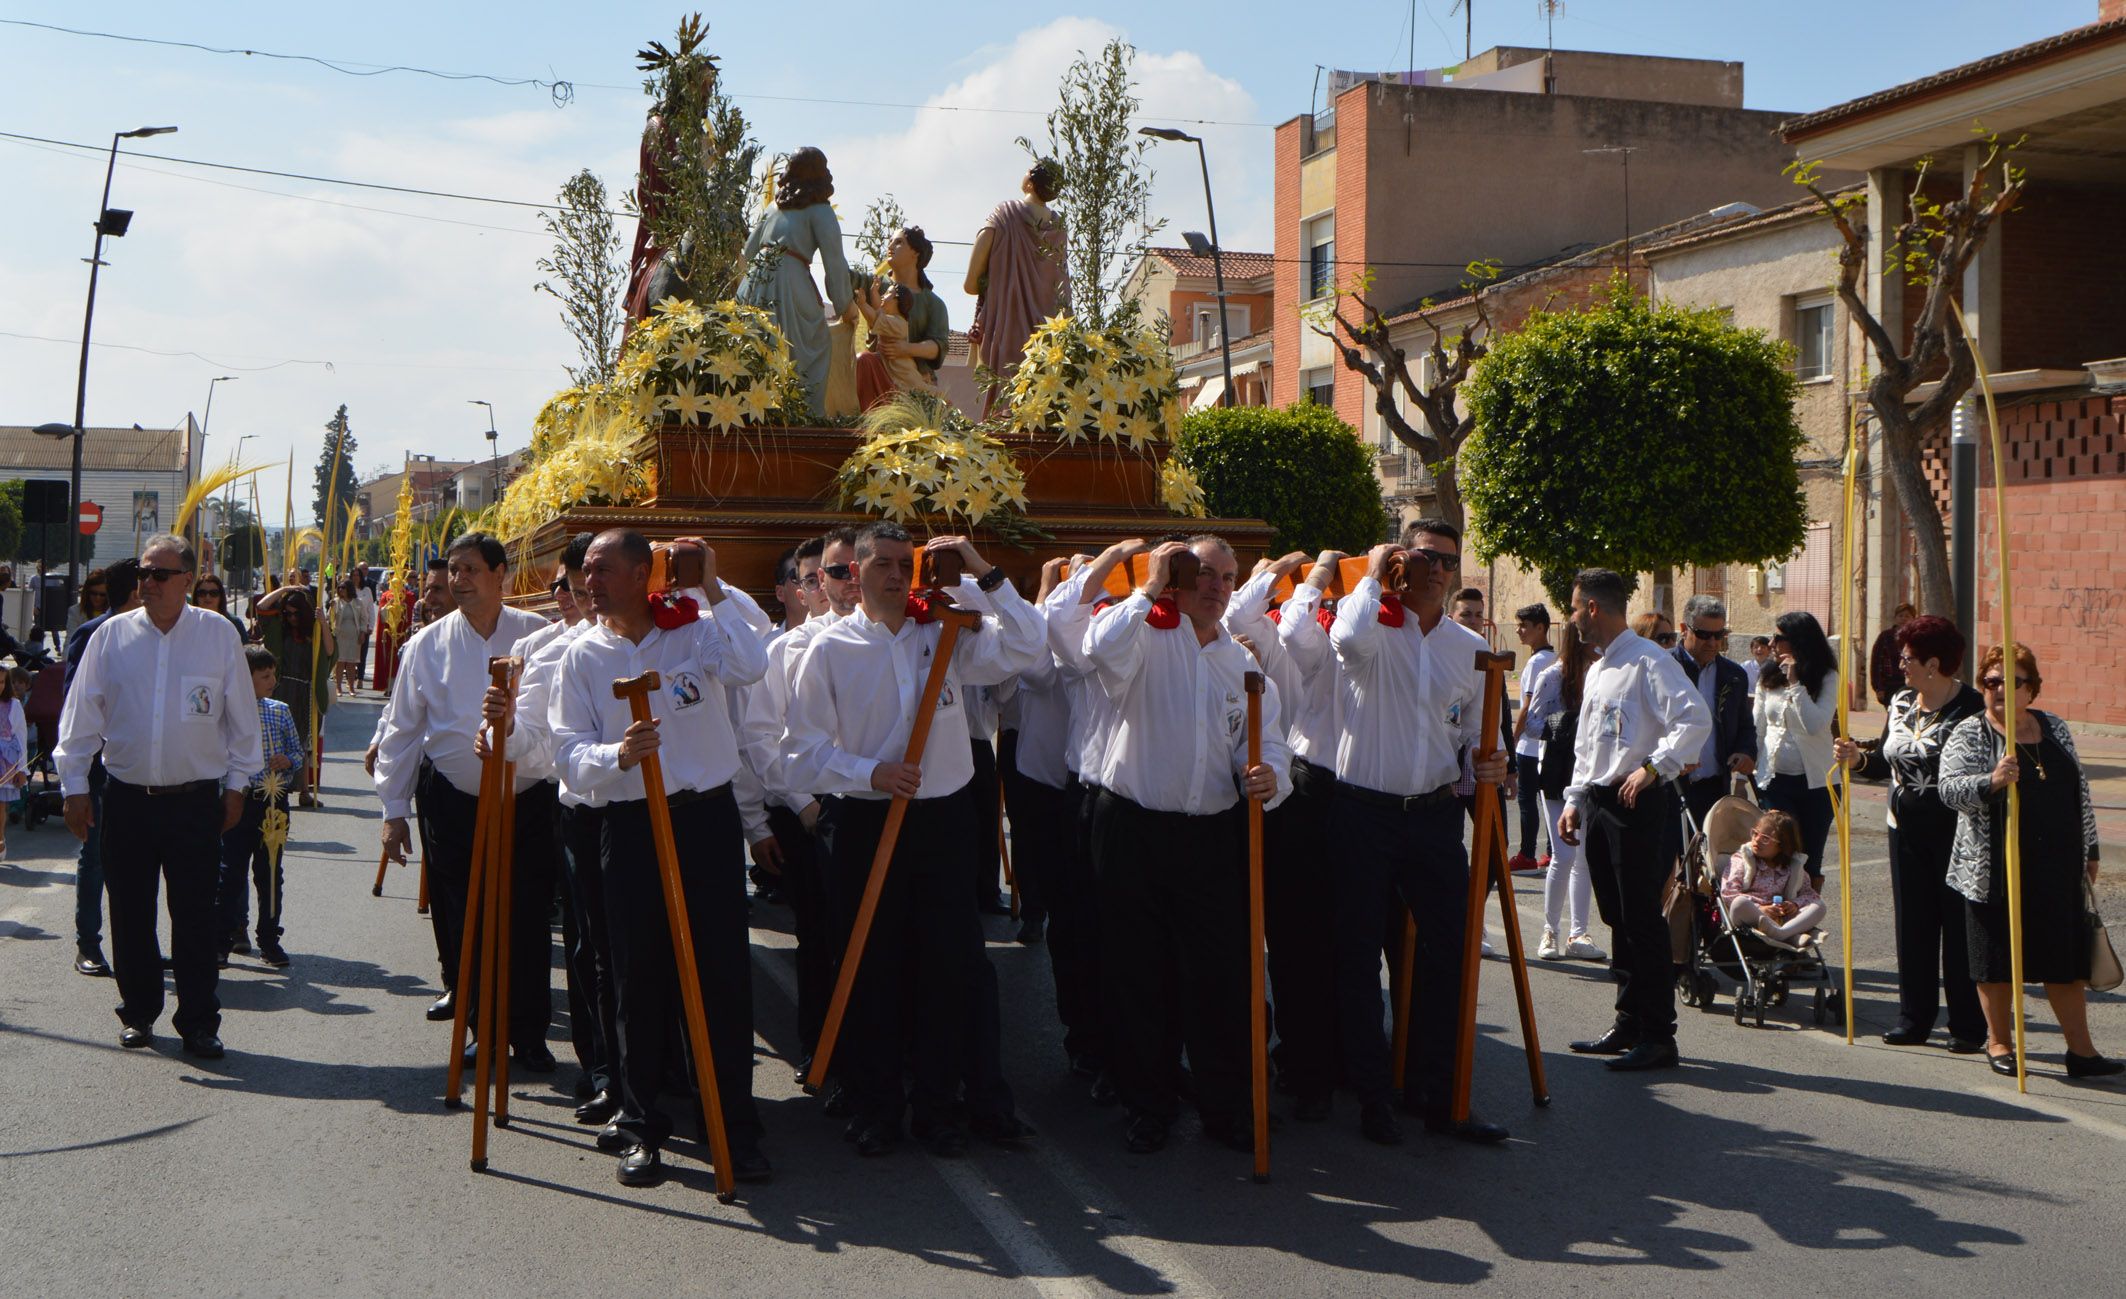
[78,501,103,535]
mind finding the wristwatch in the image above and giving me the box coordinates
[977,565,1007,593]
[1641,760,1662,783]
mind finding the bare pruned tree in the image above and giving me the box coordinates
[1788,127,2023,617]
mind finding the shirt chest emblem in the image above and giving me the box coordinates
[668,671,704,710]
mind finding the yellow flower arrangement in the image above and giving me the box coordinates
[622,296,807,431]
[1000,314,1183,451]
[1160,459,1208,518]
[490,406,653,542]
[531,384,631,460]
[835,424,1028,526]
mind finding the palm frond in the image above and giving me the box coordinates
[176,459,278,537]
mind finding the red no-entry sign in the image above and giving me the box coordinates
[78,501,103,535]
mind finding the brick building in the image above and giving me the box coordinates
[1273,47,1812,430]
[1121,246,1275,407]
[1780,2,2126,723]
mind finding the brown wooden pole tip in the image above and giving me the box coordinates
[613,671,662,699]
[1243,670,1265,695]
[1473,650,1517,672]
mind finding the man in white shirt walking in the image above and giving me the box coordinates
[550,529,772,1187]
[1559,568,1712,1073]
[374,534,553,1051]
[1081,535,1289,1156]
[57,535,261,1057]
[782,523,1044,1158]
[1329,523,1506,1146]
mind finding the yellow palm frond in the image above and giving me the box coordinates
[176,459,278,537]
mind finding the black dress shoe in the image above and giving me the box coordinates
[1124,1114,1170,1154]
[847,1119,900,1158]
[1424,1112,1510,1144]
[728,1145,774,1184]
[258,942,290,969]
[227,932,253,956]
[575,1090,619,1125]
[915,1122,969,1158]
[1880,1024,1930,1046]
[820,1081,853,1118]
[1067,1053,1101,1078]
[182,1033,226,1060]
[1016,917,1047,945]
[1360,1101,1405,1146]
[970,1112,1035,1149]
[2065,1051,2125,1079]
[616,1144,664,1187]
[514,1041,557,1073]
[1088,1071,1120,1107]
[425,991,455,1022]
[119,1024,152,1049]
[596,1121,631,1152]
[1988,1052,2018,1077]
[1606,1041,1681,1072]
[1569,1027,1639,1055]
[1199,1116,1259,1152]
[1946,1037,1986,1056]
[1292,1091,1333,1123]
[75,947,111,977]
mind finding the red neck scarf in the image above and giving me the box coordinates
[1377,593,1406,628]
[650,591,699,629]
[905,592,938,625]
[1145,596,1182,630]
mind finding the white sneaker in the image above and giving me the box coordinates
[1481,938,1495,957]
[1565,934,1607,961]
[1537,931,1562,960]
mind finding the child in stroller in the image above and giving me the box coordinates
[1719,809,1824,947]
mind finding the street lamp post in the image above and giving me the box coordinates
[67,124,178,600]
[225,431,257,585]
[1139,126,1234,407]
[470,399,499,508]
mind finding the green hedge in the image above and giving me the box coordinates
[1173,403,1388,554]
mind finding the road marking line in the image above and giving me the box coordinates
[748,934,1219,1298]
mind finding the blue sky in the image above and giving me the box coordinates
[0,1,2104,522]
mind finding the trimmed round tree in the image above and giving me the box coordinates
[1173,403,1388,554]
[1461,283,1809,602]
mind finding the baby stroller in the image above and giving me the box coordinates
[1673,779,1844,1029]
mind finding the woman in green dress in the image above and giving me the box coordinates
[738,146,852,417]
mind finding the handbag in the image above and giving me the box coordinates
[2089,877,2123,993]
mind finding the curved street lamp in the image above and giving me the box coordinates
[1139,126,1234,407]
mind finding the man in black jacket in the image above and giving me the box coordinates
[1672,596,1757,824]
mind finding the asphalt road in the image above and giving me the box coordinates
[2,695,2121,1298]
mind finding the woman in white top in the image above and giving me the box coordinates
[1531,624,1603,961]
[1753,611,1839,890]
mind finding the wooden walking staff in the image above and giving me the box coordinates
[805,594,984,1094]
[490,766,521,1131]
[468,659,523,1170]
[417,856,429,914]
[1445,649,1550,1123]
[1957,302,2030,1091]
[1832,402,1862,1045]
[1243,671,1271,1183]
[445,658,517,1110]
[614,671,739,1203]
[372,847,393,897]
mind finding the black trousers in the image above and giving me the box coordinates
[766,802,829,1059]
[419,768,557,1043]
[412,758,452,979]
[103,780,222,1038]
[1008,770,1092,1060]
[1266,759,1341,1099]
[1330,787,1468,1112]
[558,800,614,1092]
[996,730,1048,925]
[216,788,288,943]
[1091,789,1250,1127]
[1888,802,1986,1042]
[1683,775,1730,826]
[817,786,988,1131]
[602,790,760,1153]
[1584,783,1679,1044]
[1760,773,1833,883]
[969,737,1004,908]
[1514,753,1546,859]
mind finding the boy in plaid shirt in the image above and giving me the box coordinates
[219,646,301,967]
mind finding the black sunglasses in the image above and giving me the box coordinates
[1653,632,1678,647]
[140,566,188,584]
[1980,675,2031,691]
[821,562,855,581]
[1404,547,1461,570]
[1688,625,1728,642]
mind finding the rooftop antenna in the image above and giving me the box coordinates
[1541,0,1560,93]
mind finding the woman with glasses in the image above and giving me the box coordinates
[190,575,248,640]
[1833,616,1987,1051]
[69,569,110,636]
[1753,611,1839,891]
[1938,642,2117,1079]
[1631,611,1676,650]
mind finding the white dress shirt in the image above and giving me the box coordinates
[548,595,767,807]
[1277,585,1342,764]
[56,605,262,796]
[356,584,377,636]
[1565,628,1713,810]
[1083,591,1292,815]
[1329,576,1486,797]
[502,617,587,787]
[372,605,551,820]
[1515,647,1556,759]
[1008,640,1073,790]
[1222,568,1304,732]
[1044,567,1114,780]
[742,609,839,816]
[781,577,1043,801]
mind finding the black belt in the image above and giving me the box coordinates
[1337,780,1455,813]
[1293,756,1337,783]
[110,777,220,798]
[616,781,730,809]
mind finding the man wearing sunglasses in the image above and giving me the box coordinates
[1671,596,1757,825]
[56,535,260,1059]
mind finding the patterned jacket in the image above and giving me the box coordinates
[1938,709,2099,903]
